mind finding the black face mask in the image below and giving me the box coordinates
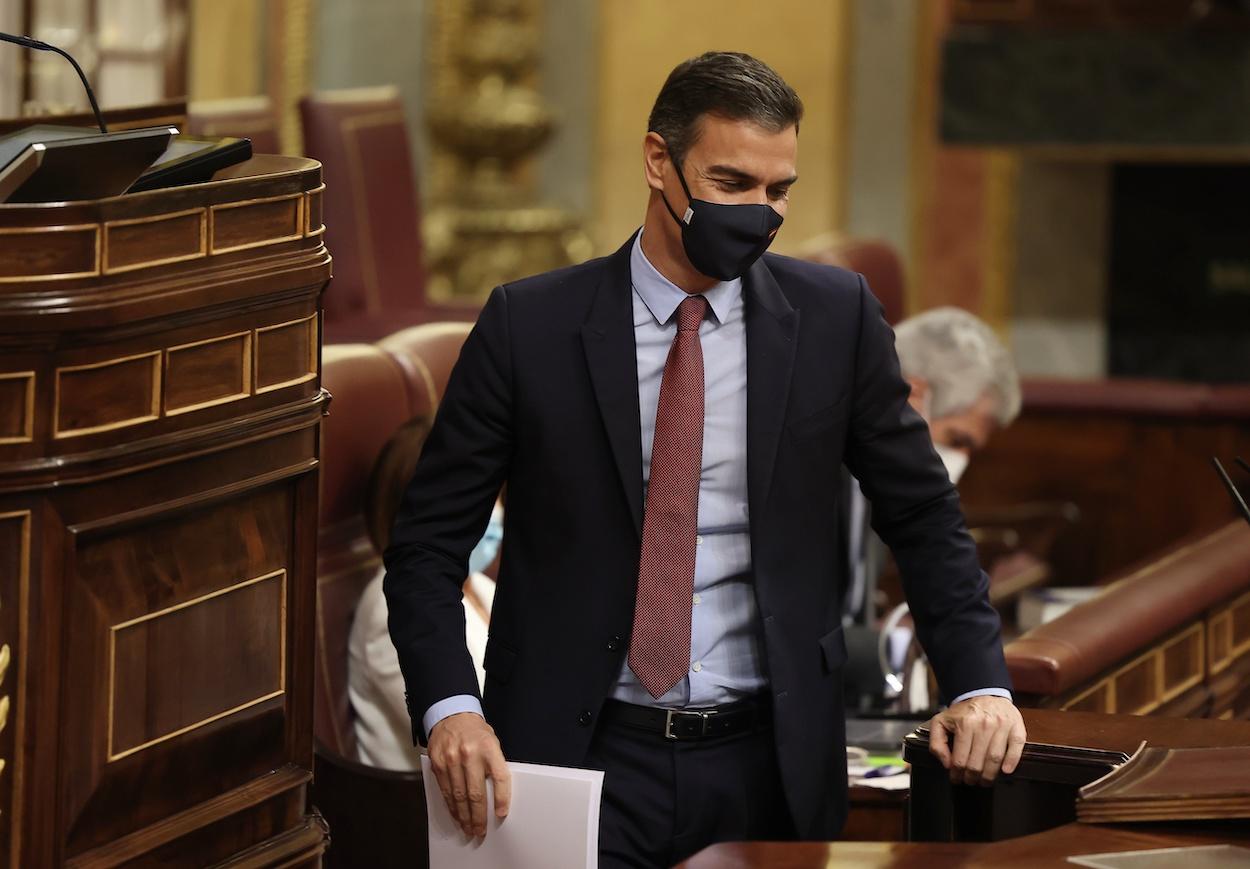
[661,159,784,281]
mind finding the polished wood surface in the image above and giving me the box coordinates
[682,708,1250,867]
[903,708,1250,843]
[958,378,1250,585]
[0,156,329,866]
[842,787,907,842]
[679,822,1250,868]
[1004,522,1250,720]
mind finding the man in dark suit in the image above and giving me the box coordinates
[384,51,1026,868]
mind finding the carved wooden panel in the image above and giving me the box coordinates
[63,482,296,852]
[0,374,34,444]
[0,154,328,866]
[0,512,29,867]
[1234,590,1250,655]
[55,352,162,439]
[306,185,324,238]
[104,209,207,275]
[1112,654,1157,715]
[109,569,286,761]
[256,315,318,394]
[1064,682,1111,714]
[1161,622,1205,700]
[1210,588,1250,676]
[1058,622,1208,716]
[164,332,252,416]
[3,314,321,449]
[212,194,305,254]
[0,225,99,281]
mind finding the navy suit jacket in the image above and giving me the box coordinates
[383,235,1010,839]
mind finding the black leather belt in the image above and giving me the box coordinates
[599,696,772,741]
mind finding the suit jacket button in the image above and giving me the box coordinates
[606,636,622,652]
[577,710,593,727]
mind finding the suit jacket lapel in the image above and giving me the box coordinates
[745,256,799,526]
[581,235,644,539]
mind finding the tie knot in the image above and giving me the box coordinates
[676,295,708,332]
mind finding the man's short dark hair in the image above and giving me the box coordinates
[647,51,803,166]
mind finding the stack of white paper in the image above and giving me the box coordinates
[421,755,605,869]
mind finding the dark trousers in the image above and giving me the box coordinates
[585,712,795,868]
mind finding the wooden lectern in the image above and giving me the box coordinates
[0,155,330,866]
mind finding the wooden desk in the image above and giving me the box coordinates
[0,155,329,866]
[680,822,1250,868]
[906,709,1250,843]
[681,709,1250,867]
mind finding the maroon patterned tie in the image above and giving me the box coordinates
[628,294,708,699]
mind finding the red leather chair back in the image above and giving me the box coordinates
[828,238,906,326]
[300,87,427,343]
[317,344,412,756]
[378,322,473,419]
[799,236,906,325]
[315,323,473,758]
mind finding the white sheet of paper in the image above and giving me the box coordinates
[422,754,605,869]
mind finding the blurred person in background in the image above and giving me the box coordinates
[349,416,502,770]
[842,308,1021,714]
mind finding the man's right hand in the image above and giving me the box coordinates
[427,712,512,839]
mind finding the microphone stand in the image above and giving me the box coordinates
[0,32,108,134]
[1212,456,1250,527]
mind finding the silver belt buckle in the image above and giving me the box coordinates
[664,708,718,740]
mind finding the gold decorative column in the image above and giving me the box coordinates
[267,0,314,157]
[424,0,590,303]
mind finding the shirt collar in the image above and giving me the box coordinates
[630,230,740,326]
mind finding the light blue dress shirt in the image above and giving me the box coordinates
[609,231,765,707]
[421,232,1007,738]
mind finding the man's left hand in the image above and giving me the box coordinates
[926,695,1026,786]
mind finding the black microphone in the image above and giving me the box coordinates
[0,31,108,134]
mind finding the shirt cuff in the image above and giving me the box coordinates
[950,687,1013,706]
[423,694,484,740]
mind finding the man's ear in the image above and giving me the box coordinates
[905,376,929,415]
[643,132,669,192]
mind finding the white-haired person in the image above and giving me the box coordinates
[844,306,1021,633]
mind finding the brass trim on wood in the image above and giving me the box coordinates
[1158,621,1206,707]
[0,223,101,283]
[163,330,255,417]
[63,765,312,868]
[1063,679,1111,714]
[53,351,163,440]
[1210,587,1250,676]
[67,461,317,538]
[303,183,326,238]
[102,208,209,275]
[1,396,325,494]
[1060,622,1213,715]
[106,568,288,763]
[0,371,36,444]
[209,192,307,255]
[0,510,31,868]
[253,313,319,395]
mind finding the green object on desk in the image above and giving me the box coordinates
[866,754,906,767]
